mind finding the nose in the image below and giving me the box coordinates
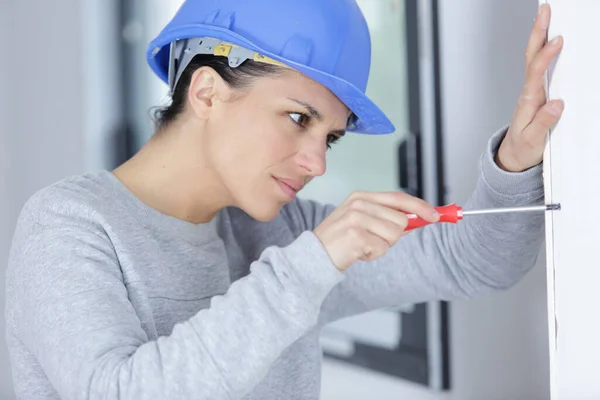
[297,140,327,177]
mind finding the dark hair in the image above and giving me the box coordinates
[152,55,284,131]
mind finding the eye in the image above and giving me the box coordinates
[326,134,342,150]
[289,112,311,129]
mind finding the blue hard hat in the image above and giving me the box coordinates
[146,0,395,135]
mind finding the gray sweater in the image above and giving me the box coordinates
[5,128,545,400]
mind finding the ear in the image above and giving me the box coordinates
[187,67,227,120]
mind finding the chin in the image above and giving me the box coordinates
[240,199,285,222]
[234,182,291,222]
[248,206,283,222]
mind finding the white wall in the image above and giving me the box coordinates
[543,1,600,397]
[322,1,550,399]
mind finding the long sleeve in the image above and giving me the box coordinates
[5,194,344,400]
[288,127,546,324]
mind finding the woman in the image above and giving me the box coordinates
[5,0,563,399]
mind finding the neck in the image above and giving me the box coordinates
[112,124,232,224]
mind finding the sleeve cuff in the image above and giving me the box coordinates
[480,126,544,196]
[280,231,345,301]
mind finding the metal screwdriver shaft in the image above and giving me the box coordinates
[461,203,561,217]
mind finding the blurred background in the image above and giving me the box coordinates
[0,0,548,399]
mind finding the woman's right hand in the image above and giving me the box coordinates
[313,191,440,271]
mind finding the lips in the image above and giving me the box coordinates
[273,177,304,200]
[277,178,304,192]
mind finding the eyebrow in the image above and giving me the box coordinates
[288,98,347,137]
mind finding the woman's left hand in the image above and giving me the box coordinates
[496,3,564,173]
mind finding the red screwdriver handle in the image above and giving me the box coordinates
[405,203,463,231]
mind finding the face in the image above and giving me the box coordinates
[191,68,351,222]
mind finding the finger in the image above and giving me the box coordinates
[348,198,410,229]
[525,35,563,98]
[347,191,439,223]
[512,36,563,132]
[525,4,550,68]
[344,209,405,247]
[522,99,564,145]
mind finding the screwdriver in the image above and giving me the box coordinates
[405,203,561,231]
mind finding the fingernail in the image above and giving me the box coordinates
[550,101,564,115]
[538,4,544,15]
[433,210,440,220]
[551,36,561,46]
